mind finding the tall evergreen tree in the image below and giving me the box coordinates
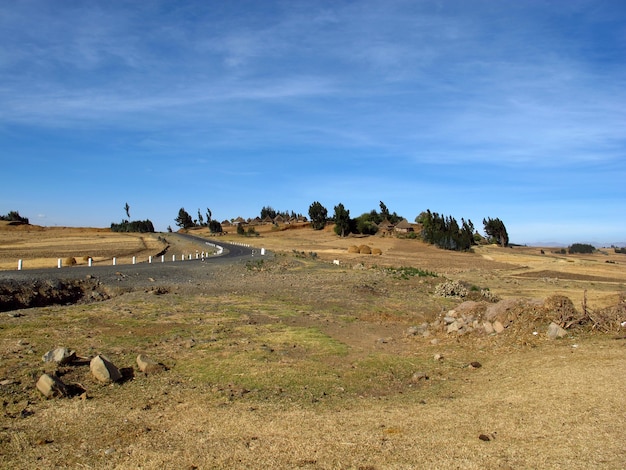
[333,203,351,237]
[308,201,328,230]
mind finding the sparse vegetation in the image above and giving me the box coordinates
[384,266,438,279]
[0,223,625,469]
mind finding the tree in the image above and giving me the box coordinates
[260,206,277,220]
[333,203,351,237]
[197,209,204,226]
[0,210,29,224]
[208,220,222,233]
[417,210,475,251]
[308,201,328,230]
[483,217,509,247]
[124,202,130,219]
[379,201,389,220]
[175,208,195,229]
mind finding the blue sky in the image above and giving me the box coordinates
[1,0,624,245]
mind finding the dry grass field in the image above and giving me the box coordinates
[1,222,625,469]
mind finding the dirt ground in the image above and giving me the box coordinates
[0,223,625,469]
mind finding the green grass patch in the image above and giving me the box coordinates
[384,266,438,280]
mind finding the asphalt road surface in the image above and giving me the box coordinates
[0,233,264,287]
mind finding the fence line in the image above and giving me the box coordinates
[14,245,264,270]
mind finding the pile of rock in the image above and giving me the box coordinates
[407,296,576,340]
[36,346,166,399]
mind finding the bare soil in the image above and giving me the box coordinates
[0,223,625,469]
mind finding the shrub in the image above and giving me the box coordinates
[359,245,372,254]
[64,257,77,266]
[568,243,595,254]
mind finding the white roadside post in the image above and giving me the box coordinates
[161,255,165,263]
[132,256,136,265]
[88,258,92,267]
[113,257,117,266]
[18,259,22,270]
[261,248,265,256]
[149,256,152,264]
[172,254,176,262]
[57,258,62,269]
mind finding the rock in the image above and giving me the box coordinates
[410,372,429,383]
[443,316,456,325]
[479,434,492,442]
[469,361,482,369]
[136,354,166,375]
[406,326,419,336]
[430,339,439,345]
[90,355,122,383]
[483,321,494,334]
[492,321,505,334]
[36,373,67,398]
[547,322,568,339]
[42,347,76,365]
[433,353,443,361]
[446,321,460,334]
[184,338,196,349]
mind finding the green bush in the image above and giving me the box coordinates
[568,243,595,254]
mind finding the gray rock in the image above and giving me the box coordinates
[406,326,419,336]
[36,373,67,398]
[90,355,122,383]
[42,347,76,365]
[547,322,568,339]
[136,354,166,375]
[483,321,494,334]
[446,321,461,333]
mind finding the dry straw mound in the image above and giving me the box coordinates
[359,245,372,254]
[347,245,360,253]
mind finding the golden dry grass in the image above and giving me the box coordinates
[0,223,165,270]
[0,223,625,469]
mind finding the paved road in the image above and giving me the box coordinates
[0,233,264,284]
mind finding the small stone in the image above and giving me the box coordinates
[493,321,505,334]
[184,338,196,349]
[410,372,429,383]
[36,374,68,398]
[483,321,494,334]
[479,434,491,441]
[42,347,76,365]
[90,355,122,383]
[443,316,456,325]
[547,322,568,339]
[406,326,419,336]
[430,339,439,345]
[136,354,166,375]
[469,361,482,369]
[446,321,460,334]
[433,353,443,361]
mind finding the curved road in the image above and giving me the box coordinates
[0,233,263,284]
